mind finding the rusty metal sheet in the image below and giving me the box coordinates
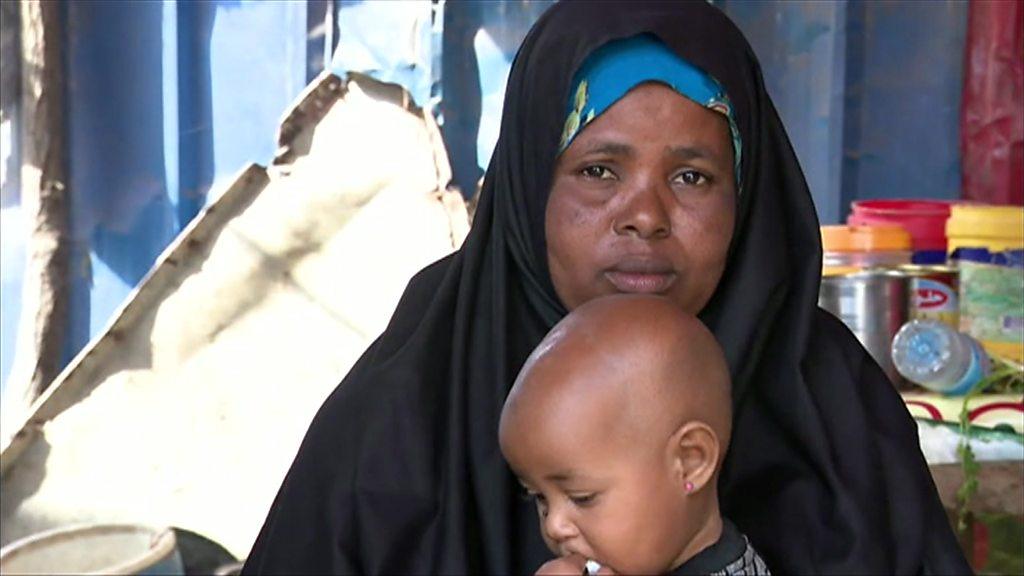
[1,72,468,560]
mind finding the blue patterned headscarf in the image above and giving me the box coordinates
[559,34,742,190]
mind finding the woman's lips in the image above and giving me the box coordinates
[604,260,677,293]
[604,270,678,293]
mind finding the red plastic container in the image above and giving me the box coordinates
[847,200,954,253]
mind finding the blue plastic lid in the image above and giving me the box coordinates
[911,250,947,265]
[950,247,1024,268]
[950,247,992,263]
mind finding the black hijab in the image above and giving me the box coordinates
[244,2,970,574]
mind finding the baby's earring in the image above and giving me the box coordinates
[684,481,695,493]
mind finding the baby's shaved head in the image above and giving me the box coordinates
[500,295,734,571]
[501,294,732,462]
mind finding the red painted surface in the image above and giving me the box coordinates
[968,401,1024,422]
[905,399,944,420]
[961,0,1024,206]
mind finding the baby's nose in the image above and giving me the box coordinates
[543,506,580,543]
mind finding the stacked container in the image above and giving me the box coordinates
[947,205,1024,363]
[847,199,953,264]
[821,224,913,275]
[819,225,913,385]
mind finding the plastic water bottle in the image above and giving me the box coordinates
[891,319,989,396]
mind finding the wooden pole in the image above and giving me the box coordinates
[10,0,70,415]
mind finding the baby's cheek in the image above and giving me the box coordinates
[600,495,673,571]
[540,533,560,556]
[580,514,637,570]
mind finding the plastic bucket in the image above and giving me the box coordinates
[946,204,1024,254]
[821,224,912,275]
[947,205,1024,363]
[848,199,954,263]
[0,524,184,575]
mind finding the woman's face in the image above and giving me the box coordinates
[545,82,736,313]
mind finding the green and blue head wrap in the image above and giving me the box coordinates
[559,34,742,190]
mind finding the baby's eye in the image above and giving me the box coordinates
[674,169,709,186]
[569,493,597,507]
[532,494,549,516]
[580,165,616,180]
[520,488,548,507]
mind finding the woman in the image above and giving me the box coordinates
[244,2,969,574]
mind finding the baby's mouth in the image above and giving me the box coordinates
[559,547,603,574]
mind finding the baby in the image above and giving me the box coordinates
[499,294,770,575]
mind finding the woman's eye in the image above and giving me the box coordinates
[580,165,616,180]
[675,170,709,186]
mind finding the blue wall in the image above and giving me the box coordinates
[2,0,313,395]
[840,1,966,212]
[722,0,967,224]
[721,1,849,224]
[61,0,310,368]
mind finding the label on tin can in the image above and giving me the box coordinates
[909,276,958,327]
[959,260,1024,362]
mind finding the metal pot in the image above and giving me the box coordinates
[0,524,183,575]
[819,269,911,387]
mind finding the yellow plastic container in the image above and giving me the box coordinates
[946,204,1024,362]
[946,205,1024,254]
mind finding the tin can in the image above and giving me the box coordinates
[819,269,911,388]
[898,265,959,328]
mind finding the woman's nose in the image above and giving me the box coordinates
[542,505,580,543]
[612,179,671,240]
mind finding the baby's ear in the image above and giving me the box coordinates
[669,421,720,494]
